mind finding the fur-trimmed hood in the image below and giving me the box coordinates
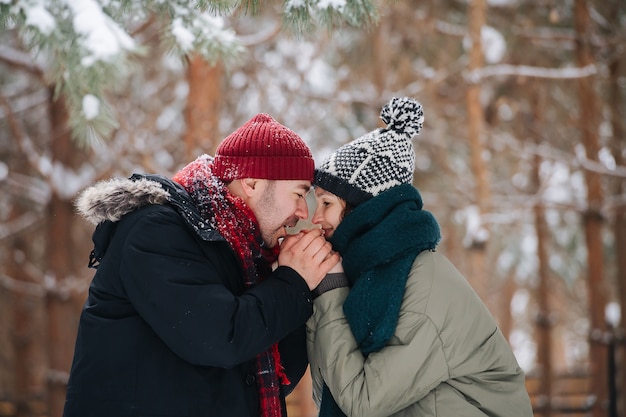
[76,176,171,225]
[77,174,224,244]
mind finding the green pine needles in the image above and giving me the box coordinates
[0,0,378,145]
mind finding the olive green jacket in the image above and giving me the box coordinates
[307,250,533,417]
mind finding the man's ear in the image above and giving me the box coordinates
[239,178,259,197]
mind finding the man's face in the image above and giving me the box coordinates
[250,179,311,247]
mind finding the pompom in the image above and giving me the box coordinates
[380,97,424,138]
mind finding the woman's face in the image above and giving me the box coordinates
[312,187,346,239]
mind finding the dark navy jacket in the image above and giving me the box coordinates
[63,175,313,417]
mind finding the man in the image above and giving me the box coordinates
[63,113,339,417]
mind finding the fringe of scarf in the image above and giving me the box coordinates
[173,154,289,417]
[320,183,441,417]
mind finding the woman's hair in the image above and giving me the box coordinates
[342,201,355,221]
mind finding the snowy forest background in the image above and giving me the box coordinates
[0,0,624,417]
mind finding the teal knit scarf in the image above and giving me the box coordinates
[319,183,441,417]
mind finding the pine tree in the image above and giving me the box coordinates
[0,0,378,145]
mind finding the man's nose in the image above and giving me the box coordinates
[295,198,309,219]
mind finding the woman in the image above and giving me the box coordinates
[307,97,533,417]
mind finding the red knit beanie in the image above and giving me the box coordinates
[213,113,314,182]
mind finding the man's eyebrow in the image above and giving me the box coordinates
[298,184,311,193]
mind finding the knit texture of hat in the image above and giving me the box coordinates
[213,113,315,182]
[314,97,424,207]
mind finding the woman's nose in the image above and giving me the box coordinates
[311,208,323,225]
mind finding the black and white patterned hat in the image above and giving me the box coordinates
[314,97,424,206]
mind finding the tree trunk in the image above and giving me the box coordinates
[573,2,609,416]
[497,273,515,341]
[607,14,625,416]
[371,16,389,94]
[465,0,492,308]
[286,367,317,417]
[45,90,85,417]
[611,163,625,417]
[183,55,222,160]
[6,223,48,417]
[530,87,553,417]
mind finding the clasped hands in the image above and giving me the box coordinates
[278,228,340,290]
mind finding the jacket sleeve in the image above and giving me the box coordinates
[117,206,314,368]
[308,287,449,417]
[306,310,323,408]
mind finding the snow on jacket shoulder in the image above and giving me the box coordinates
[307,250,533,417]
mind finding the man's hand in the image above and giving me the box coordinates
[278,229,340,290]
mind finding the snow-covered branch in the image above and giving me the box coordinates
[512,27,576,42]
[0,45,45,79]
[0,273,45,297]
[435,19,466,37]
[0,212,42,242]
[465,63,597,83]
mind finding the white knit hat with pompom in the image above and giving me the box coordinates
[314,97,424,206]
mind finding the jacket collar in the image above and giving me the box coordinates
[77,173,223,242]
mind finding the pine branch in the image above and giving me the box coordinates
[0,44,45,80]
[1,0,381,145]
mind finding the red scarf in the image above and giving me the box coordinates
[173,154,289,417]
